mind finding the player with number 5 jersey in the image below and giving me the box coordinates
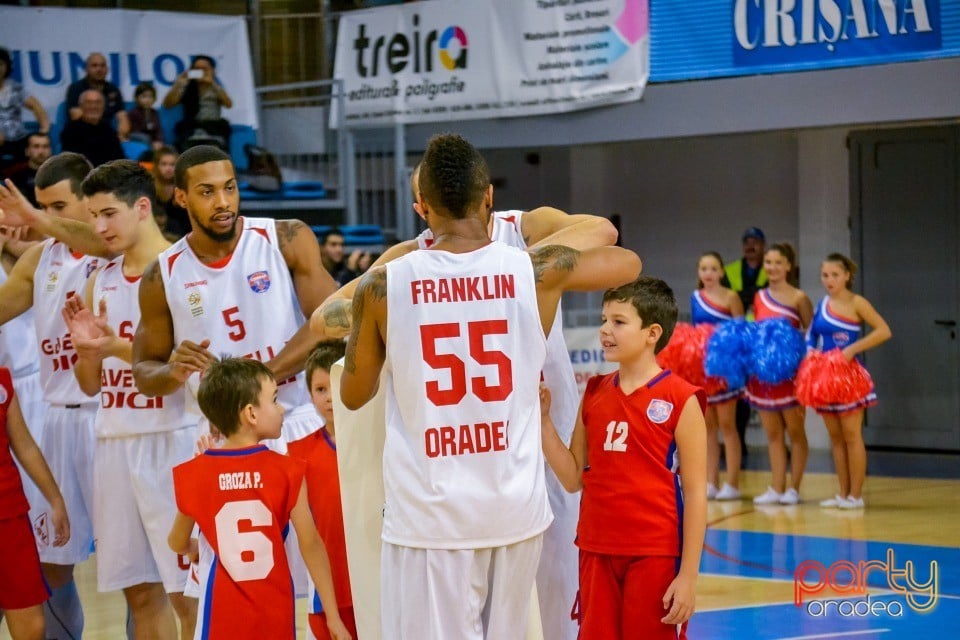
[340,134,641,640]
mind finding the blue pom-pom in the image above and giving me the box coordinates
[705,319,753,389]
[751,318,805,384]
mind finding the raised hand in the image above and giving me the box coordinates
[62,296,118,361]
[0,179,43,228]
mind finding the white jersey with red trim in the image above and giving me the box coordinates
[158,218,308,422]
[383,242,551,548]
[93,258,188,437]
[33,240,99,406]
[0,266,40,379]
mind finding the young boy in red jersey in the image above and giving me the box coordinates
[286,340,357,640]
[167,357,351,640]
[0,366,70,640]
[541,277,708,639]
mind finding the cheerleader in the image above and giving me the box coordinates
[693,252,744,501]
[747,243,813,505]
[807,254,891,509]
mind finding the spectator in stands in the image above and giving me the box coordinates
[335,248,373,286]
[3,132,51,207]
[128,82,164,150]
[0,47,50,172]
[163,55,233,152]
[320,227,347,278]
[152,145,188,236]
[65,52,130,139]
[59,90,125,167]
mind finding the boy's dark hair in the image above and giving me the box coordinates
[81,159,157,210]
[603,276,678,354]
[305,340,346,387]
[419,133,489,219]
[35,152,93,196]
[134,82,156,99]
[174,144,232,189]
[197,357,274,436]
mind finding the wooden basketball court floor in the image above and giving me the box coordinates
[3,463,958,639]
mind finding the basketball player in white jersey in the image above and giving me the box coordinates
[312,166,615,640]
[0,153,99,639]
[59,160,197,640]
[131,145,338,603]
[340,133,641,640]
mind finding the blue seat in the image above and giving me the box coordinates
[122,139,151,160]
[239,180,326,201]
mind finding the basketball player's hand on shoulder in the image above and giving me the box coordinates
[50,496,71,548]
[168,338,216,383]
[326,614,352,640]
[0,179,42,227]
[661,573,696,625]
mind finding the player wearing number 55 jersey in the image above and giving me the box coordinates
[341,134,641,640]
[169,358,351,640]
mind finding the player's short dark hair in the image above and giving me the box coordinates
[81,159,157,210]
[197,357,274,436]
[305,340,346,388]
[419,133,489,219]
[174,144,232,189]
[35,152,93,196]
[603,276,678,354]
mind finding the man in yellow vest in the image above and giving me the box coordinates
[722,226,767,463]
[723,226,767,318]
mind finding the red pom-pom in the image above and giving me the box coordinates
[657,323,716,387]
[795,350,875,407]
[704,375,729,397]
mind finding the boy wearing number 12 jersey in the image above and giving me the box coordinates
[168,358,351,640]
[541,277,708,639]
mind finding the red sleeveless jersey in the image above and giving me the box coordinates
[577,370,705,557]
[0,367,29,518]
[173,445,305,639]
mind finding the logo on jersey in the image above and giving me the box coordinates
[187,291,204,318]
[45,271,59,292]
[85,259,100,278]
[832,332,851,347]
[33,512,50,548]
[247,271,271,293]
[0,385,7,404]
[646,399,674,424]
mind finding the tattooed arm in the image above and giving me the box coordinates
[309,238,418,340]
[340,266,387,410]
[268,219,339,380]
[530,244,642,337]
[521,206,618,251]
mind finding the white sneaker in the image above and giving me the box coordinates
[779,488,801,505]
[839,495,865,509]
[819,494,849,508]
[707,483,718,500]
[715,483,741,501]
[753,487,783,505]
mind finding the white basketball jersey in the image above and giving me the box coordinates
[159,218,308,422]
[33,240,100,406]
[92,258,188,437]
[0,266,40,378]
[418,211,579,440]
[383,242,551,548]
